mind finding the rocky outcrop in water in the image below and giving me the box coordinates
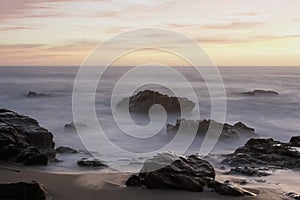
[239,90,279,96]
[56,146,78,154]
[222,137,300,169]
[64,122,88,131]
[0,181,46,200]
[117,90,195,114]
[26,91,50,98]
[0,109,55,165]
[126,153,255,196]
[77,158,107,167]
[167,119,257,139]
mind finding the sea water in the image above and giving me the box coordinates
[0,66,299,171]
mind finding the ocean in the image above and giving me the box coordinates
[0,66,299,171]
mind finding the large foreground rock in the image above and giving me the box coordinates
[127,153,215,192]
[118,90,195,114]
[0,109,56,165]
[222,137,300,169]
[0,181,46,200]
[167,119,257,139]
[126,153,255,196]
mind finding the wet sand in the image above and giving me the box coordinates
[0,166,292,200]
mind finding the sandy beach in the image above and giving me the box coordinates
[0,164,295,200]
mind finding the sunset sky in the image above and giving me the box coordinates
[1,0,300,66]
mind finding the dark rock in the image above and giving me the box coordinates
[117,90,195,114]
[167,119,257,139]
[56,146,78,154]
[126,175,142,187]
[285,192,300,200]
[290,136,300,147]
[126,153,215,192]
[16,147,48,165]
[0,181,46,200]
[77,158,107,167]
[240,90,279,96]
[226,166,271,177]
[0,109,56,165]
[26,91,49,98]
[222,137,300,169]
[213,180,256,196]
[64,122,88,131]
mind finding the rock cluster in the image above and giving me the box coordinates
[225,166,271,177]
[118,90,195,114]
[0,109,55,165]
[167,119,257,139]
[222,137,300,169]
[126,153,255,196]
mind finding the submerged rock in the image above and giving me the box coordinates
[0,109,55,165]
[167,119,257,139]
[64,122,88,131]
[117,90,195,114]
[26,91,49,98]
[213,180,256,196]
[77,158,107,167]
[56,146,78,154]
[240,90,279,96]
[0,181,46,200]
[222,137,300,169]
[126,152,215,192]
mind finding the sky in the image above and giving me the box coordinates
[0,0,300,67]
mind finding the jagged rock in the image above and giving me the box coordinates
[167,119,257,139]
[0,109,55,165]
[117,90,195,114]
[290,136,300,147]
[77,158,107,167]
[56,146,78,154]
[222,137,300,169]
[26,91,49,98]
[126,153,215,192]
[0,181,46,200]
[213,180,256,196]
[64,122,88,131]
[240,90,279,96]
[225,166,271,177]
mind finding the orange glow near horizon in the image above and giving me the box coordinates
[0,0,300,67]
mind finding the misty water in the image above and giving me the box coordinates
[0,66,299,171]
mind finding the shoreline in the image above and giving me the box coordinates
[0,165,295,200]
